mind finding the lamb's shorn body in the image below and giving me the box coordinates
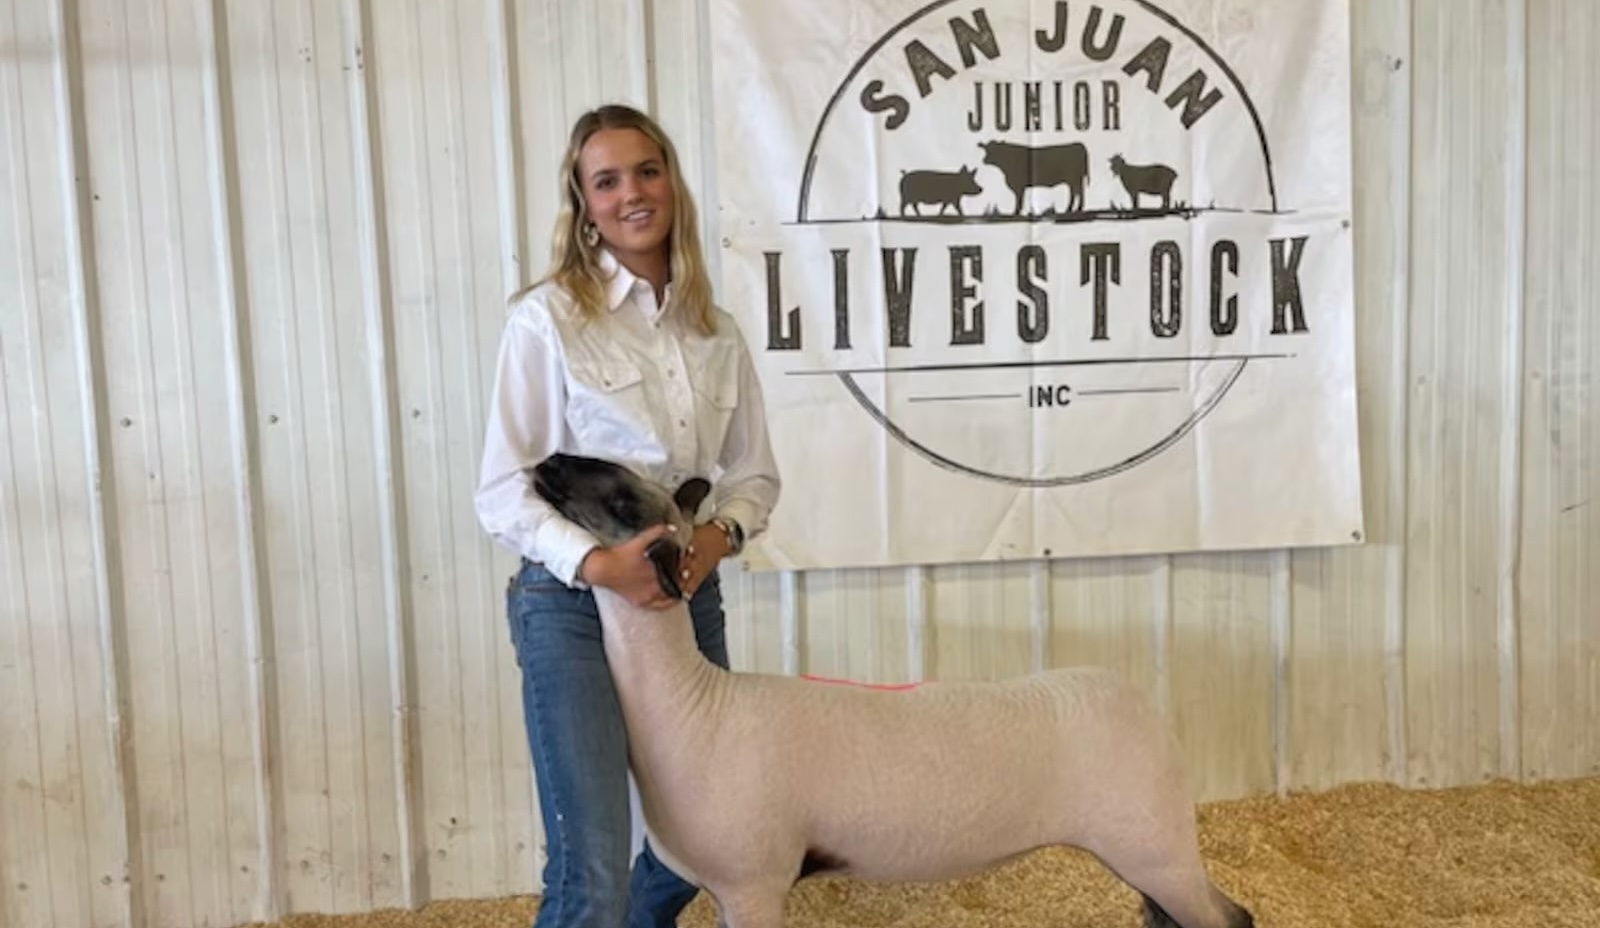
[531,453,1253,928]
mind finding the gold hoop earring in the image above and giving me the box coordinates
[582,222,600,247]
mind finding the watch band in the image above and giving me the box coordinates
[710,516,744,556]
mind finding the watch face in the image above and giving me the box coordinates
[717,518,744,553]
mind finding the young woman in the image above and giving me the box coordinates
[474,104,781,927]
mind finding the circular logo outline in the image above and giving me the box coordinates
[794,0,1279,222]
[785,0,1287,486]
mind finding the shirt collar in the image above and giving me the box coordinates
[598,247,672,315]
[599,248,635,312]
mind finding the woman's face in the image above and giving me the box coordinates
[577,127,675,267]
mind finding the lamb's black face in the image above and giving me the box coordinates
[530,453,712,600]
[532,454,669,546]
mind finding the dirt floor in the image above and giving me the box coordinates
[244,776,1600,928]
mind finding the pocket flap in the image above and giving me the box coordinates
[696,363,740,410]
[570,359,643,393]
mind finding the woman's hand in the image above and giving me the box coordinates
[678,523,731,600]
[578,524,679,609]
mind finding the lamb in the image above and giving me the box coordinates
[529,452,1254,928]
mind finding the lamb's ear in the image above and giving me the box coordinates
[673,477,712,520]
[644,536,685,601]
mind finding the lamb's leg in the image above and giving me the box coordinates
[1066,680,1254,927]
[710,885,788,928]
[1089,816,1252,928]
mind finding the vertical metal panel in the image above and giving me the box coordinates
[69,2,265,926]
[1046,557,1165,700]
[60,0,143,919]
[1520,0,1600,782]
[1027,562,1049,675]
[222,0,416,914]
[194,0,277,918]
[481,0,543,899]
[2,2,135,925]
[903,565,928,683]
[1284,0,1413,792]
[777,571,800,676]
[1404,0,1523,789]
[1150,557,1173,717]
[926,562,1036,682]
[366,0,539,903]
[510,0,576,289]
[342,0,424,909]
[1269,550,1290,795]
[554,0,649,115]
[1168,554,1276,802]
[1496,0,1530,785]
[650,0,721,276]
[795,567,912,684]
[722,565,787,675]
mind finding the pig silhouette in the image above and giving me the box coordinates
[899,165,982,217]
[979,139,1091,215]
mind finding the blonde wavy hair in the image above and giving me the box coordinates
[527,104,717,336]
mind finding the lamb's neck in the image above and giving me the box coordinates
[590,588,728,745]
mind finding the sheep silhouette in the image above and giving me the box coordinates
[1109,155,1179,211]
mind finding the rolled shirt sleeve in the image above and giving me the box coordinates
[711,330,782,543]
[474,307,601,587]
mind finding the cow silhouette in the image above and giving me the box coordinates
[899,165,983,217]
[1109,155,1179,211]
[979,139,1090,215]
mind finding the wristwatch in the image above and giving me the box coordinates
[709,516,745,556]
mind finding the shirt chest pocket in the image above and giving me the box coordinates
[565,359,654,451]
[691,360,739,412]
[688,348,741,451]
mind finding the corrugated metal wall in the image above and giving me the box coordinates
[0,1,1595,927]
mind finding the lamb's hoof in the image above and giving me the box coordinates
[1141,896,1180,928]
[1142,894,1256,928]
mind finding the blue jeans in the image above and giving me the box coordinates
[506,558,729,928]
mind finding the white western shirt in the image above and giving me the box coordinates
[474,251,781,586]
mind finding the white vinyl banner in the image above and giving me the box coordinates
[710,0,1364,571]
